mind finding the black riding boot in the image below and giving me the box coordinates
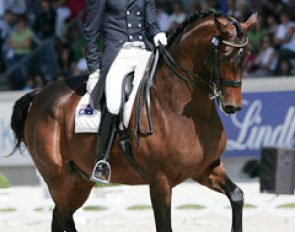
[90,110,117,183]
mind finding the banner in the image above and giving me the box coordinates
[220,91,295,157]
[0,92,33,166]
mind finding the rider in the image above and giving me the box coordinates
[84,0,167,183]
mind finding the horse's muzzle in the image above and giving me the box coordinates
[223,105,242,114]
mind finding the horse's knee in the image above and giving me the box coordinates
[229,187,244,207]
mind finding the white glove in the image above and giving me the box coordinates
[154,32,167,47]
[86,69,100,93]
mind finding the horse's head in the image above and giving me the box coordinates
[207,13,257,114]
[161,11,257,115]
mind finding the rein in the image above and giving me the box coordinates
[135,16,249,141]
[159,35,247,99]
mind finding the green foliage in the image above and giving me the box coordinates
[0,173,10,189]
[176,204,206,210]
[0,208,16,213]
[127,205,152,211]
[34,206,53,212]
[83,205,108,211]
[276,203,295,209]
[224,204,257,209]
[94,182,121,188]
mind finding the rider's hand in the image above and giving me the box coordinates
[154,32,167,47]
[86,69,101,93]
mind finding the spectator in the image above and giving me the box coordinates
[5,0,27,16]
[0,0,6,23]
[167,1,187,31]
[277,59,292,76]
[201,0,220,11]
[265,14,279,38]
[246,36,278,77]
[58,45,75,79]
[156,2,171,32]
[74,46,87,75]
[218,0,228,13]
[1,10,16,72]
[227,0,251,21]
[23,74,34,90]
[187,0,201,15]
[53,0,71,39]
[274,12,295,74]
[66,0,85,20]
[34,0,58,81]
[248,16,267,53]
[34,72,46,88]
[26,0,40,27]
[7,14,33,89]
[35,0,56,39]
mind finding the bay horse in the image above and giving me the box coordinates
[11,11,257,232]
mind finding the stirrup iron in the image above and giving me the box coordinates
[90,160,111,184]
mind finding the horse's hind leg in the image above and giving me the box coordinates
[49,168,93,232]
[149,174,172,232]
[194,160,244,232]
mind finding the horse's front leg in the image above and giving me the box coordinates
[194,160,244,232]
[149,174,172,232]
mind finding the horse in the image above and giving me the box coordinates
[10,11,257,232]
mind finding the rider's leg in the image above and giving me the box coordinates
[91,47,139,183]
[123,50,152,127]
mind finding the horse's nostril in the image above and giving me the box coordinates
[224,105,237,114]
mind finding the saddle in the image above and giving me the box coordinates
[75,49,159,178]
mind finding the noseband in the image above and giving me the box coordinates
[208,36,247,98]
[159,32,248,100]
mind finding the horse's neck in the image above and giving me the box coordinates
[153,57,215,119]
[153,19,218,118]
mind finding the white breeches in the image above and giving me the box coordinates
[106,47,152,115]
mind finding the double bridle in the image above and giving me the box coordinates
[135,20,249,140]
[159,33,248,100]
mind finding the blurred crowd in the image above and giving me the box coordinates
[0,0,295,91]
[0,0,86,90]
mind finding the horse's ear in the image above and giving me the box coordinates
[241,12,258,32]
[214,17,228,34]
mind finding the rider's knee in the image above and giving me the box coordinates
[107,102,120,115]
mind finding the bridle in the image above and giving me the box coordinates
[135,18,249,140]
[159,26,249,100]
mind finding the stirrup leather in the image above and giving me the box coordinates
[90,160,111,184]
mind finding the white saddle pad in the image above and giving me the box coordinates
[75,50,152,133]
[75,89,139,133]
[75,93,101,133]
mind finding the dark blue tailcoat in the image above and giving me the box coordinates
[84,0,161,108]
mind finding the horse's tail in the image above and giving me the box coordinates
[10,90,39,154]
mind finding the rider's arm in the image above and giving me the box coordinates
[84,0,106,74]
[145,0,162,40]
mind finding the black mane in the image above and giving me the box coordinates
[167,9,224,47]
